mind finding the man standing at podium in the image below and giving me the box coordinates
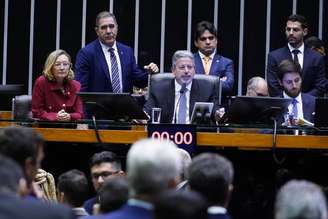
[144,50,218,124]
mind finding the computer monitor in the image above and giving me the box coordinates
[77,92,148,121]
[314,98,328,129]
[220,96,292,124]
[0,84,25,110]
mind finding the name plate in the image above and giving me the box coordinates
[147,124,197,154]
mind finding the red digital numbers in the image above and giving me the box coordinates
[151,131,193,145]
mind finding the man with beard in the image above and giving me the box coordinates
[75,11,158,93]
[267,14,326,97]
[277,59,315,124]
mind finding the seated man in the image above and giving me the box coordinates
[246,76,269,97]
[144,50,219,124]
[277,59,315,124]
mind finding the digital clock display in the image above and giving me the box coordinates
[147,124,196,154]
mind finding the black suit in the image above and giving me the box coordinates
[0,194,75,219]
[144,77,218,123]
[300,93,315,123]
[267,46,327,97]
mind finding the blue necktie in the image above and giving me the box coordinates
[178,86,187,124]
[108,48,121,93]
[292,98,298,119]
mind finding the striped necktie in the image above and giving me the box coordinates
[108,48,121,93]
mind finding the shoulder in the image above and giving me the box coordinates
[34,75,49,86]
[116,42,133,54]
[78,40,100,55]
[216,55,233,64]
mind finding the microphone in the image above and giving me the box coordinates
[174,83,187,124]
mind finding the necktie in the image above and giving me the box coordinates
[292,98,298,119]
[177,86,187,124]
[292,49,300,66]
[203,56,210,75]
[108,48,121,93]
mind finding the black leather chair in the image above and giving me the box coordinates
[12,95,32,121]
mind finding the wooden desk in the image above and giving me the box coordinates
[32,127,328,150]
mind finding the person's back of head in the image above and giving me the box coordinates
[305,36,326,56]
[246,76,269,97]
[176,148,192,181]
[127,138,181,200]
[154,190,208,219]
[188,153,234,207]
[275,180,328,219]
[0,126,44,184]
[57,169,89,207]
[0,154,24,195]
[98,177,129,214]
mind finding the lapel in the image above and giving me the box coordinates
[189,79,198,116]
[116,42,127,90]
[194,53,205,74]
[283,46,293,60]
[209,54,221,75]
[301,47,311,79]
[167,79,176,121]
[96,40,111,83]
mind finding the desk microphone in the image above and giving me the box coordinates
[174,83,187,124]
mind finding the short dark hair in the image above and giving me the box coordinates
[88,151,121,170]
[95,11,117,27]
[305,36,325,49]
[154,191,208,219]
[188,153,234,206]
[0,154,23,194]
[99,177,129,213]
[277,59,301,81]
[287,14,308,29]
[57,169,89,207]
[194,21,217,42]
[0,126,44,168]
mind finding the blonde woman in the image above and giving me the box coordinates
[32,49,83,121]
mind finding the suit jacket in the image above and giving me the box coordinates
[194,53,234,94]
[103,204,153,219]
[267,46,326,97]
[75,40,148,93]
[144,78,218,123]
[301,93,315,122]
[0,193,75,219]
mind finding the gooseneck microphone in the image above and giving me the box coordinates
[174,83,187,124]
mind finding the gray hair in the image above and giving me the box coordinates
[95,11,117,27]
[171,50,195,70]
[127,138,181,197]
[275,180,328,219]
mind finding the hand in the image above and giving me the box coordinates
[220,76,227,82]
[215,107,225,121]
[144,62,159,74]
[56,109,71,121]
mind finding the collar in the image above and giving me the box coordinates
[207,206,227,214]
[128,198,154,210]
[283,92,302,103]
[174,80,192,93]
[288,43,304,54]
[198,50,216,60]
[99,40,118,52]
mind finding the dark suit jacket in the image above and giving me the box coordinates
[75,40,148,93]
[0,194,75,219]
[194,53,234,94]
[144,78,218,123]
[267,46,326,97]
[103,204,153,219]
[301,93,315,123]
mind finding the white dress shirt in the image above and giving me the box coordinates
[288,43,304,69]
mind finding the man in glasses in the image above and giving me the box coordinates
[246,77,269,97]
[84,151,125,215]
[193,21,234,95]
[75,11,158,93]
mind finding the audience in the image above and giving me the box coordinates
[275,180,328,219]
[188,153,234,219]
[32,49,83,121]
[85,151,125,214]
[175,148,192,191]
[57,169,89,218]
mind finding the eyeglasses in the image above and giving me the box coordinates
[91,171,119,180]
[54,62,70,68]
[99,24,116,30]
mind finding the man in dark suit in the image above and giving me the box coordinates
[0,132,75,219]
[277,59,315,124]
[188,153,234,219]
[144,50,219,124]
[193,21,234,95]
[75,11,158,93]
[267,14,327,97]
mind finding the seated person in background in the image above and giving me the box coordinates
[57,169,89,218]
[193,21,234,95]
[277,59,315,124]
[305,36,326,56]
[275,180,327,219]
[32,49,83,121]
[144,50,219,124]
[246,76,269,97]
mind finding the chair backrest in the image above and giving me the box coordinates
[12,95,32,120]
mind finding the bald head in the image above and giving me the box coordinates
[246,77,269,97]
